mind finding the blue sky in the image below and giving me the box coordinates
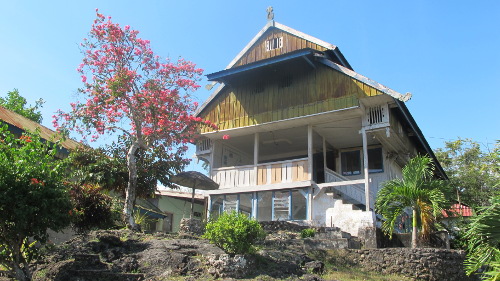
[1,1,498,173]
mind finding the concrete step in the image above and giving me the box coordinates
[315,227,351,239]
[303,237,350,250]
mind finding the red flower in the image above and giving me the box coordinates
[30,178,40,185]
[20,135,32,143]
[222,134,230,140]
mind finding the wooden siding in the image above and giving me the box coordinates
[212,158,309,189]
[199,65,385,133]
[234,28,328,67]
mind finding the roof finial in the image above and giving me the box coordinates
[267,6,274,21]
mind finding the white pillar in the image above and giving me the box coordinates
[362,128,370,210]
[207,195,212,220]
[253,132,259,185]
[308,187,313,221]
[323,136,327,173]
[308,125,313,181]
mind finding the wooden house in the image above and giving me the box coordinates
[194,18,446,237]
[0,105,80,158]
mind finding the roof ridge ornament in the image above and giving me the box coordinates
[267,6,274,22]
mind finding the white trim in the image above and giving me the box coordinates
[274,22,337,51]
[225,21,274,70]
[316,56,412,102]
[226,21,336,71]
[195,83,225,116]
[206,180,312,195]
[316,179,365,188]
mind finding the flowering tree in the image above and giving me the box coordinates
[0,126,71,281]
[54,11,214,230]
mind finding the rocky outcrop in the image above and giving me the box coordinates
[344,248,476,281]
[31,230,324,280]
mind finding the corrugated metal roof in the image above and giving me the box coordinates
[0,106,81,150]
[156,190,206,201]
[442,203,473,218]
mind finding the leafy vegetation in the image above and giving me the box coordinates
[203,211,266,255]
[0,89,44,123]
[0,126,71,281]
[68,183,116,233]
[300,228,316,238]
[54,11,215,230]
[375,155,450,248]
[464,195,500,280]
[435,139,499,209]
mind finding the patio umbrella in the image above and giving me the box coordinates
[170,171,219,218]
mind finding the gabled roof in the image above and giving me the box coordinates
[225,20,352,70]
[195,21,414,117]
[0,105,80,150]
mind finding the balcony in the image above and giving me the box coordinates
[211,158,309,189]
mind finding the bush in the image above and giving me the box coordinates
[203,211,266,254]
[69,183,115,233]
[301,228,316,238]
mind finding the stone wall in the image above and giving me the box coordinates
[345,248,476,281]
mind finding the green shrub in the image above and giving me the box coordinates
[203,211,266,254]
[69,183,115,233]
[301,228,316,238]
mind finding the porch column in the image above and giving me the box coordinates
[252,192,258,219]
[362,128,370,210]
[307,187,313,221]
[308,125,314,221]
[323,137,327,173]
[308,125,313,181]
[207,195,212,220]
[209,141,215,177]
[253,132,259,185]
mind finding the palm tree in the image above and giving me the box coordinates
[464,195,500,280]
[375,155,449,248]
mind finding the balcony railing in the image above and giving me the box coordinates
[196,138,212,155]
[211,158,309,189]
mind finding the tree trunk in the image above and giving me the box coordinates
[124,142,140,231]
[412,208,418,248]
[12,239,29,281]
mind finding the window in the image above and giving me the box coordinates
[341,148,383,176]
[368,147,383,173]
[265,37,283,51]
[341,150,361,176]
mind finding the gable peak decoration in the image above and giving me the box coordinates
[267,6,274,22]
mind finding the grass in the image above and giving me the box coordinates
[321,266,411,281]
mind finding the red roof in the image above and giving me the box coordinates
[442,203,473,218]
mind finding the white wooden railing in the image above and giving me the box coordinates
[212,158,309,189]
[324,168,369,208]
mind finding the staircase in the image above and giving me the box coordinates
[259,221,361,250]
[305,226,361,250]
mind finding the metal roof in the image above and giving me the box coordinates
[207,48,318,82]
[0,105,81,150]
[442,203,473,217]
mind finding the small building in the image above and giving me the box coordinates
[194,17,446,237]
[152,190,206,233]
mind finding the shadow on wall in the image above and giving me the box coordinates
[377,229,450,249]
